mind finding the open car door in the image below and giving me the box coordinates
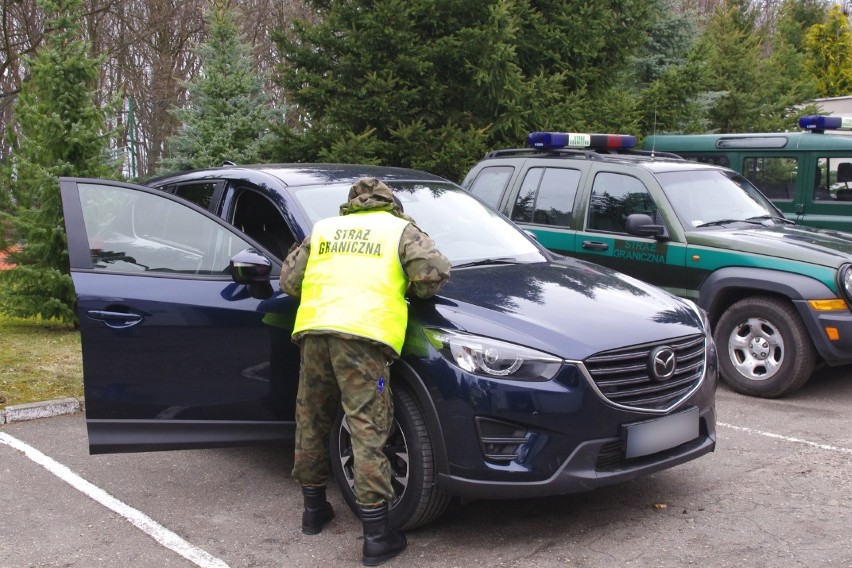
[59,178,299,454]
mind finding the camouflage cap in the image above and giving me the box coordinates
[340,177,409,219]
[346,177,395,205]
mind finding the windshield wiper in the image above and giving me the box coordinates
[745,215,795,225]
[453,257,519,269]
[696,218,765,228]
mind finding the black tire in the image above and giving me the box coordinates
[329,385,451,530]
[713,296,816,398]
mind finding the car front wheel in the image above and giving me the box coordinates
[714,296,815,398]
[329,385,451,530]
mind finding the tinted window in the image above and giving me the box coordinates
[742,157,797,201]
[78,183,250,274]
[687,154,730,168]
[587,172,656,234]
[174,182,218,210]
[511,168,579,227]
[467,166,513,208]
[232,189,295,260]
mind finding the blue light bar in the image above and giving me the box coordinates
[527,132,637,150]
[798,115,852,131]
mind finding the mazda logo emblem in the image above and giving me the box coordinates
[649,346,676,381]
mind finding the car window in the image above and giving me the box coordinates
[467,166,513,209]
[173,182,218,210]
[78,182,250,274]
[587,172,657,234]
[231,189,295,260]
[291,182,546,265]
[742,156,797,201]
[510,167,579,227]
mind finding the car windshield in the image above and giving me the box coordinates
[290,182,547,266]
[656,169,785,229]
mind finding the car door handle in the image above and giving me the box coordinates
[86,310,144,329]
[581,241,609,251]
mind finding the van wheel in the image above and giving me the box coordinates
[713,296,815,398]
[330,386,451,530]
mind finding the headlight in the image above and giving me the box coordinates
[840,264,852,302]
[423,328,563,381]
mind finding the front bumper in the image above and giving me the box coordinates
[438,406,716,499]
[796,299,852,365]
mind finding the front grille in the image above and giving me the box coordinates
[584,334,706,411]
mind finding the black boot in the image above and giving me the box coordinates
[301,486,334,535]
[360,503,407,566]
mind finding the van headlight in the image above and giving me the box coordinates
[840,264,852,303]
[423,328,563,381]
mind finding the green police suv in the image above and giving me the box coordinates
[461,131,852,398]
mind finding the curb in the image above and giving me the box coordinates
[0,397,85,424]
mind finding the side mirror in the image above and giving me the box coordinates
[625,213,668,241]
[230,248,274,299]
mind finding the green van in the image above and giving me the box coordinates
[642,116,852,231]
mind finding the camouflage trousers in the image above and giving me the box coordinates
[291,334,395,507]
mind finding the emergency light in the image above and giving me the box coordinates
[527,132,638,150]
[798,115,852,131]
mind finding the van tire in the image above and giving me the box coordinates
[714,296,815,398]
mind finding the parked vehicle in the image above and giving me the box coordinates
[462,132,852,398]
[59,164,717,529]
[643,116,852,231]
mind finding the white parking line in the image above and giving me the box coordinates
[0,432,231,568]
[718,422,852,456]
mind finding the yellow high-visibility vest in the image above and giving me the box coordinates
[294,210,410,354]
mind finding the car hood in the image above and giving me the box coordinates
[409,259,704,361]
[687,224,852,267]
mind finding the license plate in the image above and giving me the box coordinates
[623,407,699,459]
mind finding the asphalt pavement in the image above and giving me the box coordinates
[2,370,851,568]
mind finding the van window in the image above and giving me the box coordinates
[742,157,797,201]
[818,157,852,201]
[587,172,656,233]
[468,166,513,209]
[511,167,579,227]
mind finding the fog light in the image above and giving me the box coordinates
[475,417,529,462]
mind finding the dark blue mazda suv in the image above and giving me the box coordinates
[59,164,717,529]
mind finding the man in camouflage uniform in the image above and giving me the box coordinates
[279,177,450,566]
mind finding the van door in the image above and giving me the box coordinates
[572,170,689,296]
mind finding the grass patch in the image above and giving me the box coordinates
[0,314,83,408]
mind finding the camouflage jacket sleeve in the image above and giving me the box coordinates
[398,223,451,299]
[279,237,311,298]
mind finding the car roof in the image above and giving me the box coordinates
[144,163,452,188]
[474,149,725,174]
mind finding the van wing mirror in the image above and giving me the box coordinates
[625,213,669,241]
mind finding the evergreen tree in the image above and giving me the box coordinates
[631,0,707,135]
[803,3,852,98]
[273,0,657,181]
[762,0,829,109]
[0,0,118,324]
[691,0,803,132]
[159,0,278,173]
